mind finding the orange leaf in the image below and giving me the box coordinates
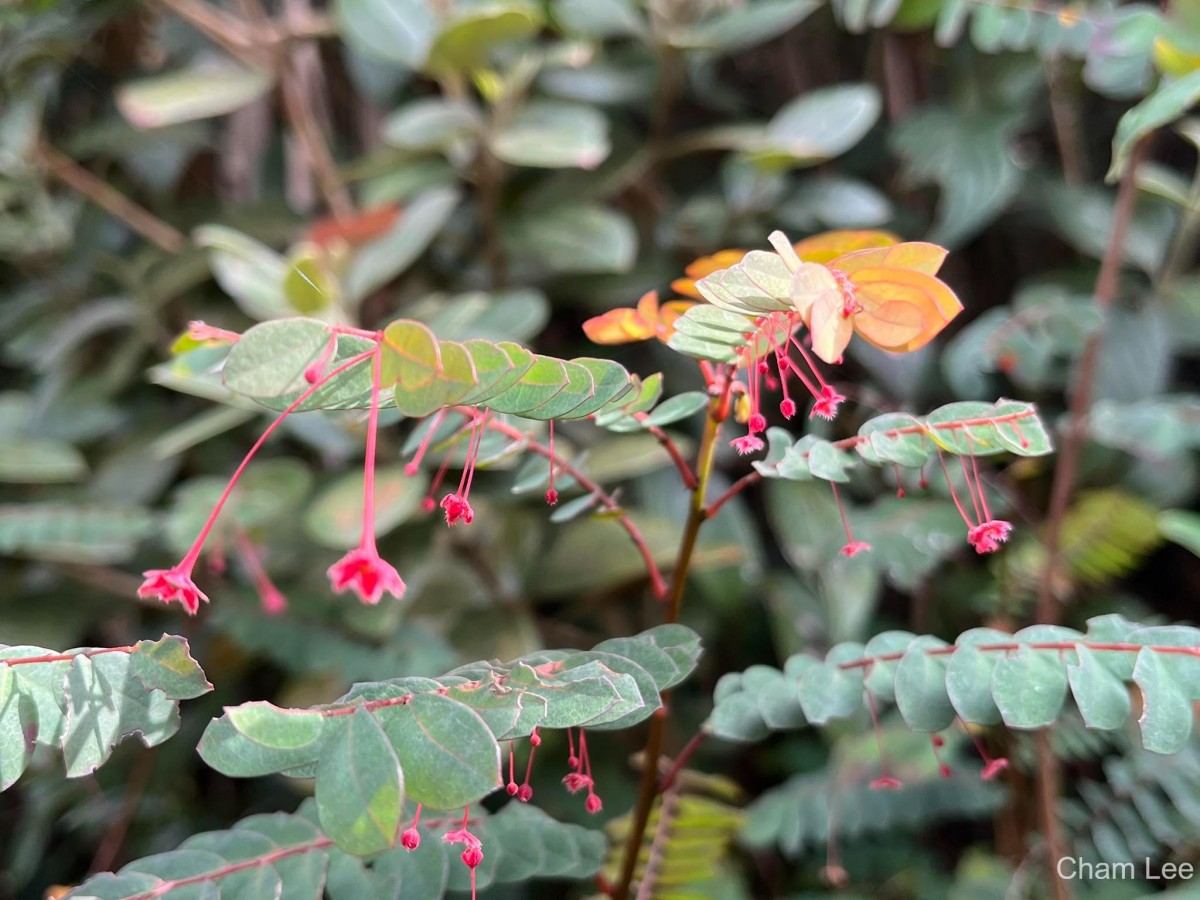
[582,307,656,344]
[582,291,695,344]
[792,230,900,265]
[848,267,963,353]
[305,204,402,248]
[831,241,948,276]
[658,300,697,339]
[672,249,748,299]
[809,289,854,364]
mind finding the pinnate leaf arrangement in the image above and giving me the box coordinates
[16,227,1198,900]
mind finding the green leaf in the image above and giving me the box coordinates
[1133,647,1194,753]
[61,652,182,777]
[0,438,86,483]
[0,668,33,791]
[862,631,917,703]
[504,203,635,274]
[1158,509,1200,556]
[1068,644,1132,732]
[344,187,461,302]
[336,0,438,68]
[490,101,610,169]
[806,440,855,482]
[991,646,1069,729]
[283,245,338,314]
[223,318,331,399]
[382,98,482,151]
[129,636,212,700]
[641,391,709,427]
[891,107,1023,246]
[797,643,865,724]
[380,693,501,809]
[944,629,1010,725]
[303,464,428,550]
[426,4,542,75]
[894,636,956,732]
[1111,71,1200,180]
[116,58,273,128]
[193,224,289,321]
[555,0,647,38]
[482,356,569,414]
[755,83,881,167]
[670,0,820,53]
[316,708,404,855]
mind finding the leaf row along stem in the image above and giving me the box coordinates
[836,641,1200,672]
[705,406,1042,517]
[123,836,334,900]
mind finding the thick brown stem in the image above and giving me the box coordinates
[1036,136,1150,622]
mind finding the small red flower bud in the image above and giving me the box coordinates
[585,793,603,814]
[529,727,542,747]
[840,541,871,558]
[545,488,559,506]
[404,461,419,476]
[401,828,420,850]
[931,734,945,748]
[748,412,767,433]
[780,398,797,419]
[939,764,952,778]
[421,496,436,513]
[518,784,533,802]
[506,782,518,796]
[462,846,483,868]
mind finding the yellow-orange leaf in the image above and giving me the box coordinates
[305,204,401,248]
[671,249,748,299]
[792,230,900,265]
[831,241,948,276]
[582,291,696,344]
[848,267,963,353]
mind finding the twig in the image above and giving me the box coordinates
[705,471,761,519]
[613,379,734,900]
[1036,136,1151,622]
[1045,57,1087,186]
[634,414,697,488]
[472,414,669,598]
[1035,134,1148,900]
[39,144,186,253]
[155,0,255,58]
[89,747,159,874]
[658,731,707,793]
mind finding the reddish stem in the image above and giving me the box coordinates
[1,646,134,667]
[177,348,376,572]
[633,414,698,489]
[361,340,384,553]
[467,412,668,598]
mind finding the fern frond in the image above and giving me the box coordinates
[603,771,744,899]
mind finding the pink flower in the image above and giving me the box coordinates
[730,434,764,455]
[967,519,1012,554]
[748,412,767,433]
[518,784,533,802]
[840,540,871,558]
[810,385,845,421]
[869,775,903,790]
[138,567,209,615]
[461,845,483,868]
[562,772,594,794]
[780,398,797,419]
[545,488,559,506]
[441,493,474,526]
[444,830,480,854]
[981,757,1009,782]
[400,828,420,850]
[585,793,603,813]
[327,545,405,605]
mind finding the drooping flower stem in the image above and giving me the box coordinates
[177,348,376,573]
[359,339,384,553]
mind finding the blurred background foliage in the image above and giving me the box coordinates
[4,0,1200,897]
